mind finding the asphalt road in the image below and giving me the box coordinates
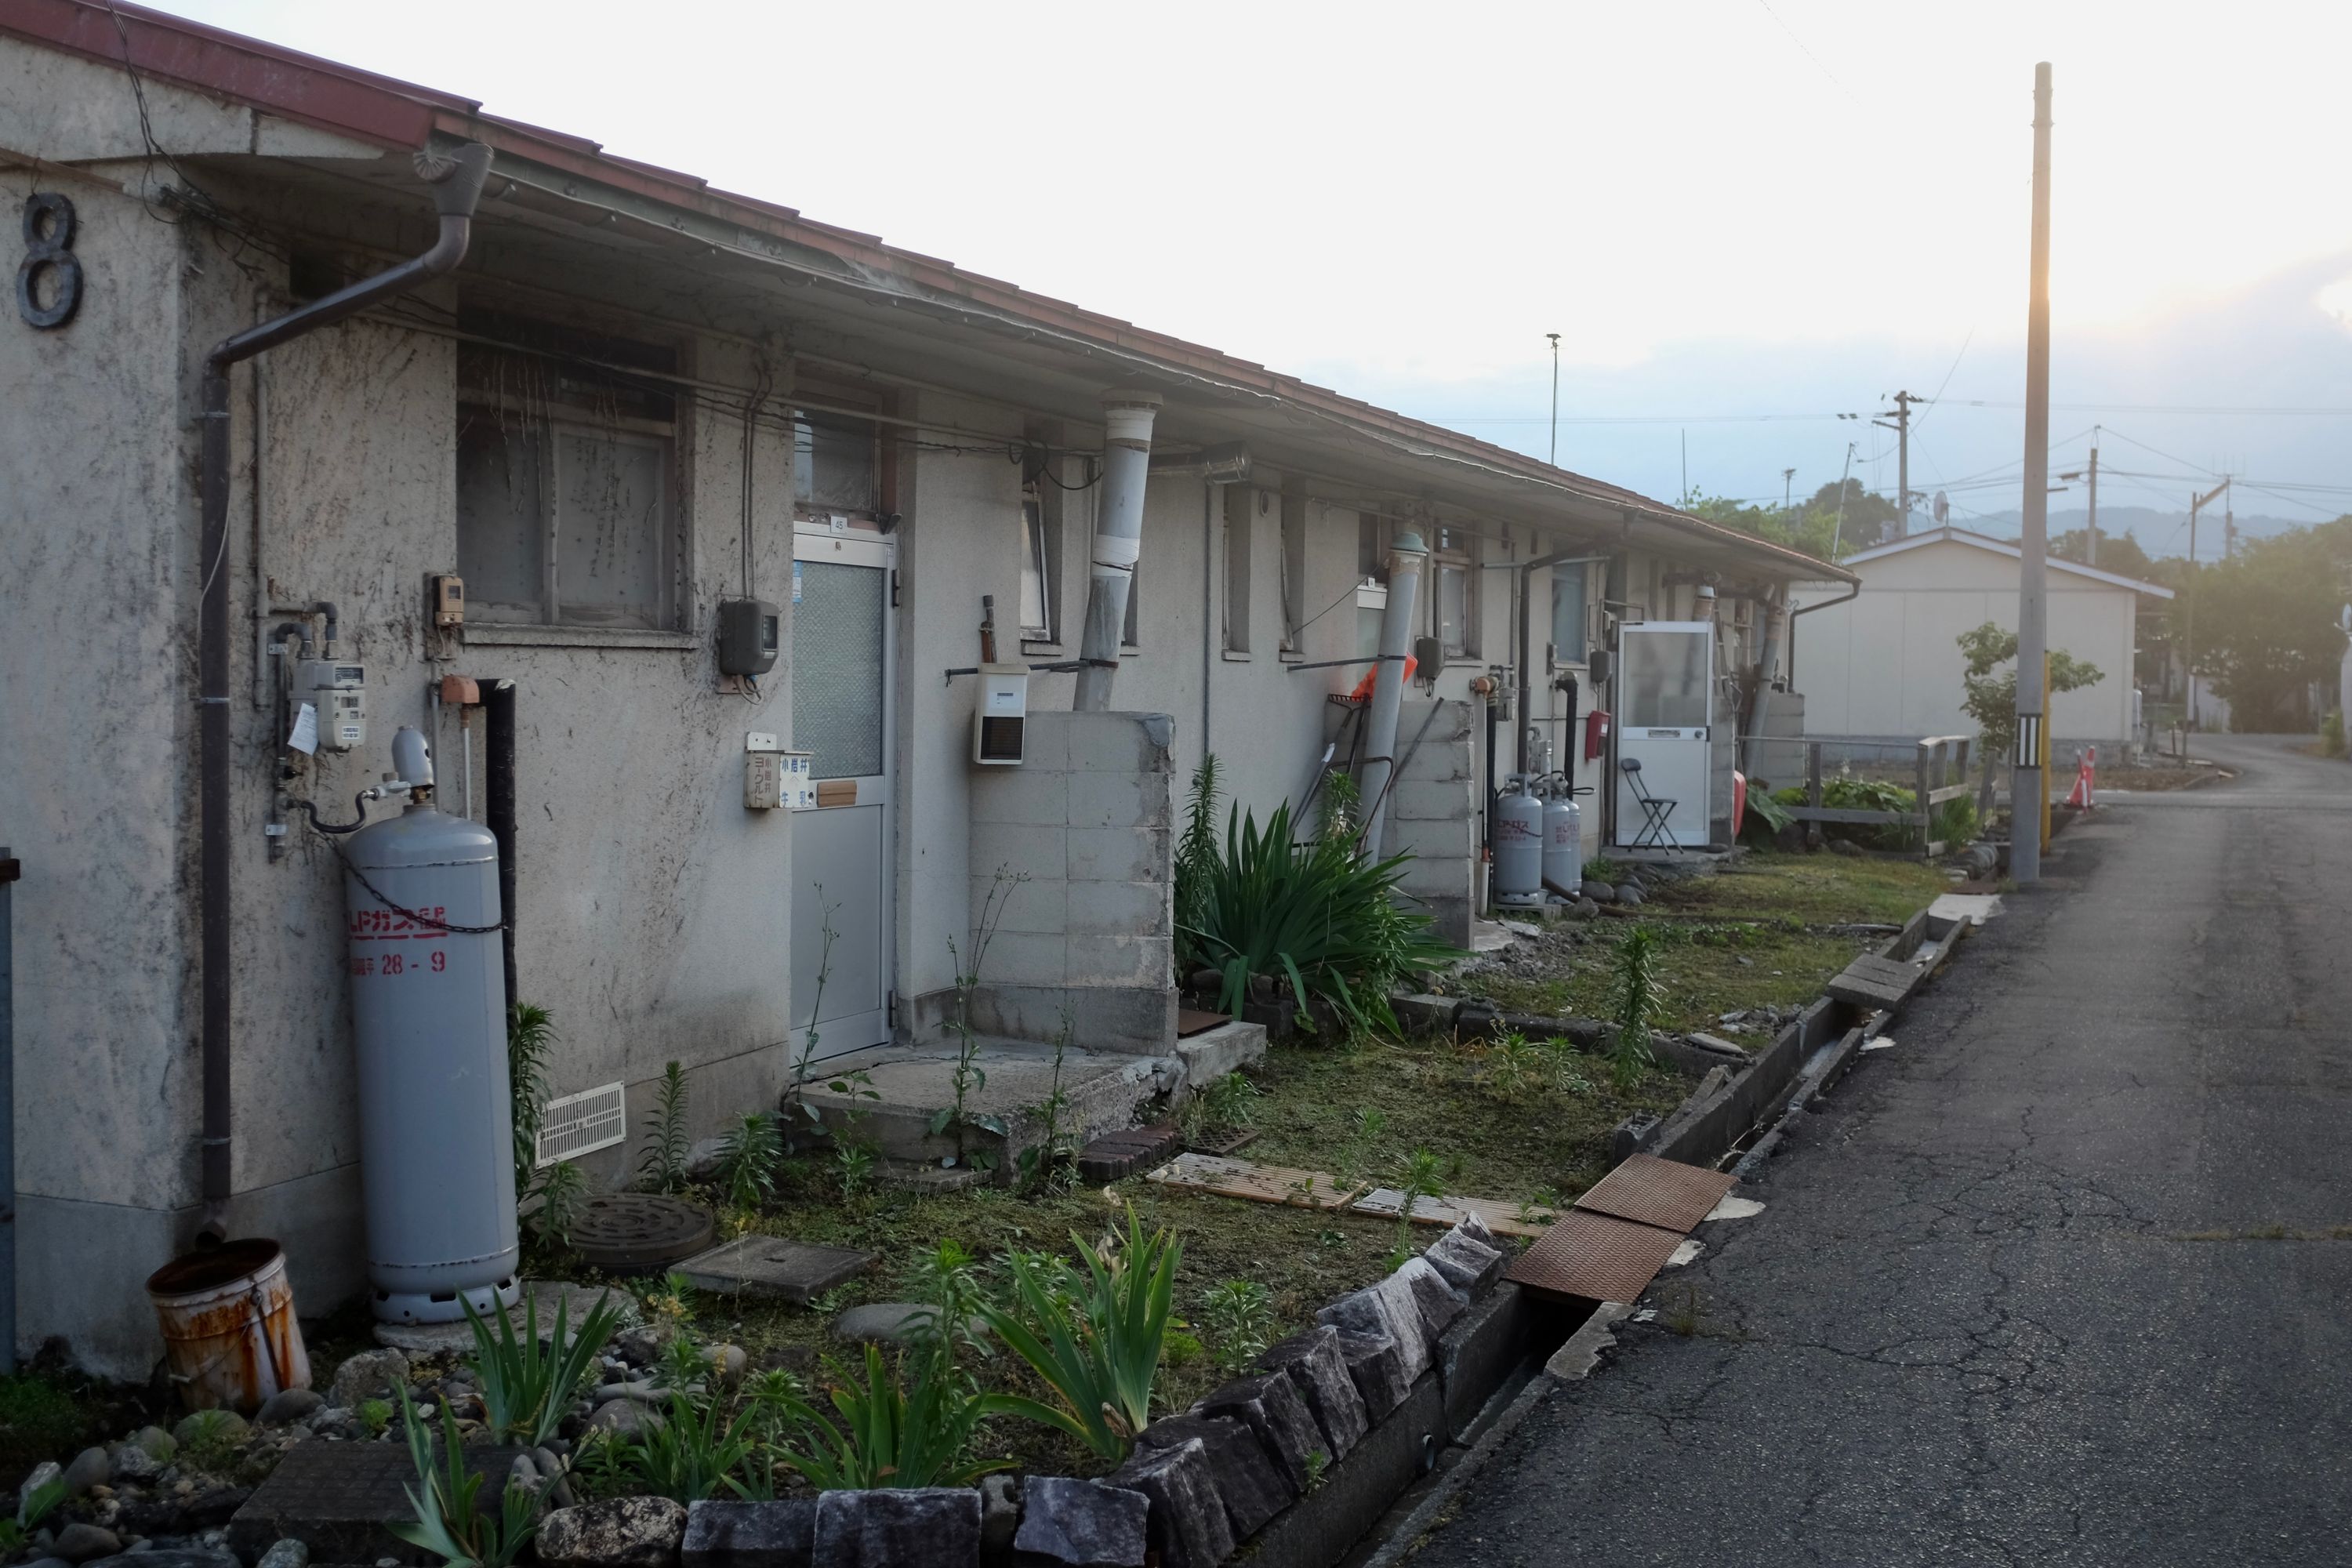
[1410,735,2352,1567]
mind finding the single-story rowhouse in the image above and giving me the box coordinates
[0,0,1849,1374]
[1788,526,2170,759]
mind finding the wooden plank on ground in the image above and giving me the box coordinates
[1144,1152,1367,1210]
[1351,1188,1556,1239]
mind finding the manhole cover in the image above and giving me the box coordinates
[568,1193,715,1273]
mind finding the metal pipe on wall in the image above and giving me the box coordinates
[1073,392,1161,712]
[1359,532,1428,858]
[1,845,15,1371]
[194,143,492,1240]
[485,680,520,1014]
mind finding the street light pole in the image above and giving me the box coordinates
[1547,332,1561,466]
[2013,63,2055,886]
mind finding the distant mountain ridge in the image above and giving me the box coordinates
[1941,505,2328,561]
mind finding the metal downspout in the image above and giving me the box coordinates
[1741,586,1788,779]
[1073,393,1161,712]
[194,143,492,1241]
[1359,532,1428,858]
[1,846,15,1370]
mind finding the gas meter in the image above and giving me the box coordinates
[296,659,368,753]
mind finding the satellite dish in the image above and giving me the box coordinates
[1933,491,1950,525]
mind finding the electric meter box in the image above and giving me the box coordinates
[298,659,367,752]
[717,597,781,677]
[973,664,1029,765]
[743,731,814,810]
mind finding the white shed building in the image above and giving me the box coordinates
[1789,528,2171,755]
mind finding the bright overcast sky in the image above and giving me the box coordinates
[156,0,2352,542]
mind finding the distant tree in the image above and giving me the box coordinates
[1681,486,1858,563]
[1957,622,2103,760]
[2052,528,2156,582]
[1803,479,1900,553]
[2183,516,2352,730]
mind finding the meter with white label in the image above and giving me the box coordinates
[296,659,368,752]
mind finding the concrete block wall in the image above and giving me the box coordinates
[1374,699,1479,950]
[960,711,1178,1054]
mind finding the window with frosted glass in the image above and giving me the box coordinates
[454,310,677,629]
[1551,562,1588,664]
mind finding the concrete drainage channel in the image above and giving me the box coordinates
[1333,896,1992,1568]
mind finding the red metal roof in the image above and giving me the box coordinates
[0,0,1852,582]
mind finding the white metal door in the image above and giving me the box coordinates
[1614,620,1713,848]
[790,529,895,1060]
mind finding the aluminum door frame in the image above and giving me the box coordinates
[789,525,897,1062]
[1613,619,1715,848]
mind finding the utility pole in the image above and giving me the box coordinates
[1547,332,1561,466]
[1782,467,1796,514]
[2085,429,2100,565]
[2012,64,2054,887]
[2186,478,2227,728]
[1871,390,1919,537]
[1831,441,1856,554]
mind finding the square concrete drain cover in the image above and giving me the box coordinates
[229,1439,515,1562]
[674,1236,874,1302]
[1507,1209,1689,1304]
[1573,1153,1737,1233]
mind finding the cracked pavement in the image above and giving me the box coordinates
[1410,735,2352,1566]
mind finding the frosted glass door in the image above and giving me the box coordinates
[790,531,895,1060]
[1614,621,1714,848]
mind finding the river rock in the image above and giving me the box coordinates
[256,1389,322,1428]
[328,1348,409,1410]
[1256,1326,1370,1460]
[811,1489,979,1568]
[537,1497,687,1568]
[1013,1476,1149,1568]
[1196,1372,1325,1494]
[51,1523,121,1563]
[586,1400,665,1439]
[1109,1437,1234,1568]
[708,1345,748,1388]
[681,1499,815,1568]
[592,1379,663,1406]
[1615,884,1644,905]
[20,1461,63,1513]
[107,1443,161,1484]
[254,1539,309,1568]
[1132,1414,1290,1538]
[1581,880,1615,902]
[62,1446,110,1497]
[828,1303,953,1345]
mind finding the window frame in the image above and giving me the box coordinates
[1279,492,1308,654]
[454,313,686,633]
[1018,484,1054,644]
[1222,484,1254,656]
[1550,559,1590,668]
[1429,524,1477,660]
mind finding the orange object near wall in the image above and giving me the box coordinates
[1732,771,1748,838]
[1349,652,1417,702]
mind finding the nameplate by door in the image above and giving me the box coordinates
[815,779,859,808]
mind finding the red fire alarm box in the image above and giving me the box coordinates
[1584,708,1612,761]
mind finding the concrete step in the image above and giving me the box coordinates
[796,1038,1177,1172]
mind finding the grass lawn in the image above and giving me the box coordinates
[1457,852,1948,1035]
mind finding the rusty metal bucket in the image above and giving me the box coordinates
[145,1238,312,1413]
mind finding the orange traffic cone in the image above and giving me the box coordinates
[2065,745,2097,808]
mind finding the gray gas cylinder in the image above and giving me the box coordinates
[343,728,520,1323]
[1494,775,1544,904]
